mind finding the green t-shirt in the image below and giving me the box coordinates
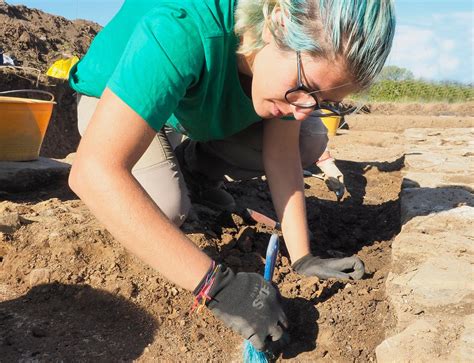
[69,0,261,142]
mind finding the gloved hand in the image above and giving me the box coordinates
[194,265,288,351]
[317,157,345,201]
[292,254,365,280]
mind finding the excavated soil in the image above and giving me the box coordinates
[1,2,406,361]
[0,145,402,361]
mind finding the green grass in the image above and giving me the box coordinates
[353,80,474,103]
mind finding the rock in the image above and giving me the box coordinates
[29,268,51,287]
[447,315,474,362]
[376,320,438,363]
[0,212,21,233]
[0,157,71,193]
[170,287,179,297]
[230,213,244,227]
[401,188,474,224]
[381,128,474,363]
[390,257,472,307]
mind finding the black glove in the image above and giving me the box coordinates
[292,254,365,280]
[194,265,288,351]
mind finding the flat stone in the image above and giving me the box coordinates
[404,128,474,175]
[401,188,474,224]
[448,315,474,362]
[402,205,474,235]
[0,157,71,192]
[404,153,473,174]
[381,128,474,362]
[403,172,473,190]
[405,128,474,144]
[376,319,439,363]
[390,257,473,307]
[392,232,472,262]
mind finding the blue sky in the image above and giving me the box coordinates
[8,0,474,83]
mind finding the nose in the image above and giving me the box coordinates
[290,104,313,121]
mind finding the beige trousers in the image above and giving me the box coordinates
[77,94,328,225]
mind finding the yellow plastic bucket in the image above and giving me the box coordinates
[0,89,55,161]
[321,110,341,136]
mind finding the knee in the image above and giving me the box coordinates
[132,163,191,227]
[163,192,191,227]
[300,133,329,168]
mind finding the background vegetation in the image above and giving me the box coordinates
[354,66,473,103]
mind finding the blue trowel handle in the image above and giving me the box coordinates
[264,233,279,281]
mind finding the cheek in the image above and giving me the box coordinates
[253,69,290,101]
[251,50,295,106]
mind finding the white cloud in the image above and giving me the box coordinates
[440,39,456,51]
[387,16,470,81]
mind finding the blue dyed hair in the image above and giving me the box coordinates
[235,0,396,88]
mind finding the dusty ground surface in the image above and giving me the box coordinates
[0,2,470,362]
[0,128,402,362]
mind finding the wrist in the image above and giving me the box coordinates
[191,261,220,313]
[285,237,311,264]
[291,253,313,270]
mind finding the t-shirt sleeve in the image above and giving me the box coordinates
[106,8,204,131]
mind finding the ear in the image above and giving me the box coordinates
[262,7,285,44]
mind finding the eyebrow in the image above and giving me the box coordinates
[307,82,352,103]
[305,88,337,103]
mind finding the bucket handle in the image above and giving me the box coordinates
[0,89,55,102]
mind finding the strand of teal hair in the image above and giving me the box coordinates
[278,0,323,52]
[282,0,395,86]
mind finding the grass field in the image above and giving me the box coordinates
[355,80,474,103]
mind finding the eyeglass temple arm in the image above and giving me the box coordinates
[296,51,302,85]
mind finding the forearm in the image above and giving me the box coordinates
[262,119,311,262]
[70,161,212,291]
[266,158,310,262]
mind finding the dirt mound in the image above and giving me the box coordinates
[367,101,474,116]
[0,1,101,158]
[0,1,100,71]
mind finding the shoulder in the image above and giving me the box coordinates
[140,0,234,38]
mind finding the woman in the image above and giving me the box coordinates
[69,0,395,351]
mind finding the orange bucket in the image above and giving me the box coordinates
[0,89,55,161]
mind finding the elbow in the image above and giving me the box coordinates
[68,160,85,197]
[69,155,98,199]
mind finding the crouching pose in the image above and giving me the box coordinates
[69,0,395,351]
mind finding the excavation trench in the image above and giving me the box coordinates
[0,145,403,362]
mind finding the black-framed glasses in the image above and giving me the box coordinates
[284,51,355,117]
